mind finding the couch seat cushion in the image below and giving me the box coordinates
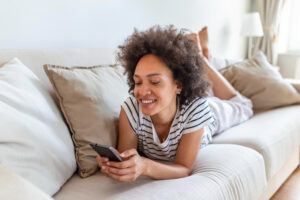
[0,165,53,200]
[213,105,300,180]
[54,144,266,200]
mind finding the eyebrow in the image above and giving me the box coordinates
[134,73,162,78]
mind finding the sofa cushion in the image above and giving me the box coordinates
[54,144,266,200]
[0,58,77,195]
[0,165,53,200]
[213,105,300,179]
[44,64,129,178]
[219,51,300,110]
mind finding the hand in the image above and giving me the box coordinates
[96,147,120,177]
[96,154,109,168]
[101,148,146,182]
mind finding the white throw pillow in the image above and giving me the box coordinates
[0,58,77,196]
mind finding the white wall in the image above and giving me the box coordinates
[0,0,250,59]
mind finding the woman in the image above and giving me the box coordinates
[96,25,253,182]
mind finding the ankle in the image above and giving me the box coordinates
[202,49,210,60]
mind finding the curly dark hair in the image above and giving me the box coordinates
[117,25,210,108]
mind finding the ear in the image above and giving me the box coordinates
[175,80,182,94]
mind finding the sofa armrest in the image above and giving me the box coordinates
[0,165,53,200]
[286,78,300,93]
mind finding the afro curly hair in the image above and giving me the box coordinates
[117,25,210,108]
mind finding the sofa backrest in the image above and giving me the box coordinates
[0,49,240,103]
[0,48,117,93]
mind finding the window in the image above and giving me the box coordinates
[278,0,300,53]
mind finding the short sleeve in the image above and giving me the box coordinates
[121,96,140,134]
[181,98,215,135]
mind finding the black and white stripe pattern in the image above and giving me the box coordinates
[121,96,215,161]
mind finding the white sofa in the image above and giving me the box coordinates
[0,49,299,200]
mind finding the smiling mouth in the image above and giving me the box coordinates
[140,99,156,104]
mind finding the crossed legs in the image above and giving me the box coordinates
[194,28,253,135]
[193,27,237,100]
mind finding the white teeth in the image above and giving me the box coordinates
[141,99,155,104]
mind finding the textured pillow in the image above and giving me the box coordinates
[219,51,300,110]
[0,58,77,195]
[43,64,129,178]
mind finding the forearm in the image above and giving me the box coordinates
[142,157,190,180]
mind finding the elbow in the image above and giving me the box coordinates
[173,163,193,178]
[185,168,192,177]
[180,166,192,178]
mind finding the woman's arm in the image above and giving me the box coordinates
[117,108,138,152]
[103,123,204,181]
[142,128,204,179]
[96,108,137,173]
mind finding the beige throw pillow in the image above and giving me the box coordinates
[219,51,300,110]
[44,64,129,178]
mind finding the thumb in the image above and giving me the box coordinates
[120,149,137,159]
[110,147,120,154]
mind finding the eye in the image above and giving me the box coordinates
[151,81,160,85]
[134,82,142,86]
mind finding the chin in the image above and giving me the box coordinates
[141,106,161,116]
[141,109,155,116]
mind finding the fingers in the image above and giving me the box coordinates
[104,171,137,183]
[105,148,139,169]
[120,148,138,159]
[96,155,109,167]
[99,149,142,182]
[103,165,136,176]
[102,165,138,182]
[107,156,137,169]
[110,147,120,154]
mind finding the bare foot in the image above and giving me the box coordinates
[198,27,210,59]
[187,33,202,55]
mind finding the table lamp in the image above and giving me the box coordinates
[240,12,264,58]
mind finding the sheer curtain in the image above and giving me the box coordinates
[252,0,287,64]
[278,0,300,53]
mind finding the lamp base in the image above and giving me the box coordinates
[248,37,253,59]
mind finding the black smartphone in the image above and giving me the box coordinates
[89,142,123,162]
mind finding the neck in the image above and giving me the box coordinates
[151,98,177,127]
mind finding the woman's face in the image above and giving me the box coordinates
[133,54,181,116]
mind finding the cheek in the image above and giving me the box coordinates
[156,88,176,101]
[133,87,137,97]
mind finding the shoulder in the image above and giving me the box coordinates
[123,95,138,106]
[179,97,214,135]
[121,96,141,131]
[181,97,208,116]
[122,96,139,113]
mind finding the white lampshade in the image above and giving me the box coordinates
[240,12,264,37]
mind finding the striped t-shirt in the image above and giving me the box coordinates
[121,96,216,161]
